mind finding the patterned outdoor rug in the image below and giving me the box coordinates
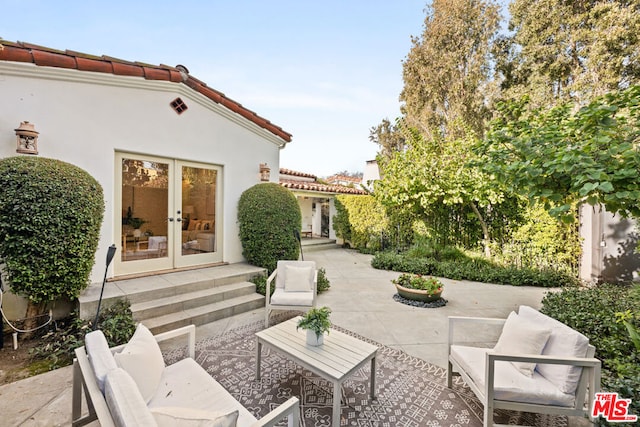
[165,312,567,426]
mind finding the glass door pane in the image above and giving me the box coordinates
[176,161,222,267]
[120,157,170,263]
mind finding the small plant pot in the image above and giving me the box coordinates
[306,329,324,346]
[395,283,443,302]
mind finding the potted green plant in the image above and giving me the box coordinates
[128,217,147,237]
[392,273,444,302]
[297,306,332,346]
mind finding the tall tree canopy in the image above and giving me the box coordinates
[497,0,640,107]
[478,85,640,223]
[400,0,501,140]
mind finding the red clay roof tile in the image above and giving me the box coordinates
[0,39,292,142]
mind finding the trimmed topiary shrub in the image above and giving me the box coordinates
[238,183,301,273]
[0,157,104,329]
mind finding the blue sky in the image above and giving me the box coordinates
[1,0,433,176]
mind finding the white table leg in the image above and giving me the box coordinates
[333,381,341,426]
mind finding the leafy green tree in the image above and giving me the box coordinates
[400,0,501,140]
[369,118,406,160]
[374,123,505,256]
[479,85,640,223]
[0,157,104,331]
[237,183,301,273]
[497,0,640,106]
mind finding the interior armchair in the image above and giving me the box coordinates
[264,260,317,328]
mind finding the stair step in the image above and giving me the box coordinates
[140,293,265,334]
[131,281,257,321]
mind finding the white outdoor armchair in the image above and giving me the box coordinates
[264,260,317,327]
[447,306,601,426]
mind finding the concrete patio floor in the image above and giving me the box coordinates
[0,247,590,426]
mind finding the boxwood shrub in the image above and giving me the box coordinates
[541,284,640,425]
[0,156,104,319]
[238,183,301,273]
[371,250,578,287]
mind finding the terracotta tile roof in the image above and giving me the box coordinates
[0,39,291,142]
[279,168,317,180]
[279,178,368,195]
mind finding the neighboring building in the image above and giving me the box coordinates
[324,174,361,187]
[361,159,380,192]
[279,168,367,239]
[0,40,291,283]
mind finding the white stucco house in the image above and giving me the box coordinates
[0,40,291,285]
[279,168,368,240]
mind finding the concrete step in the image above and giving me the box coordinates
[139,293,265,334]
[131,281,257,321]
[302,242,340,252]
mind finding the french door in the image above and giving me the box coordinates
[115,153,222,275]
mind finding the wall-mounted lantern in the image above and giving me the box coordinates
[15,121,39,155]
[259,163,271,181]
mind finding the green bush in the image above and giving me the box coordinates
[29,299,135,372]
[541,285,640,425]
[237,183,301,273]
[0,157,104,321]
[317,267,330,293]
[333,195,388,251]
[371,250,578,287]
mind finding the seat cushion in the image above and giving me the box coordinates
[450,345,575,407]
[493,311,552,377]
[148,358,257,427]
[518,306,589,394]
[151,406,239,427]
[270,288,314,306]
[114,323,165,403]
[85,329,118,393]
[105,368,158,427]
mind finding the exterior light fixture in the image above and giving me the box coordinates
[259,163,271,181]
[15,121,39,155]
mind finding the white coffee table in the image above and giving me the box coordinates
[255,316,378,426]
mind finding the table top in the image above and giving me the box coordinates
[256,316,378,381]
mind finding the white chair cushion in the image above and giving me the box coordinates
[104,368,158,427]
[148,358,257,426]
[151,406,239,427]
[284,265,314,292]
[493,311,552,377]
[114,323,165,403]
[270,288,314,306]
[450,345,575,407]
[85,329,118,393]
[518,305,589,394]
[275,260,316,289]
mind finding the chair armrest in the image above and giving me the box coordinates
[487,352,601,368]
[265,269,278,304]
[448,316,506,348]
[250,397,299,427]
[154,324,196,359]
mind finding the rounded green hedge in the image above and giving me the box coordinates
[237,183,301,273]
[0,156,104,304]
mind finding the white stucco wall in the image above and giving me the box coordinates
[0,62,286,284]
[580,204,639,283]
